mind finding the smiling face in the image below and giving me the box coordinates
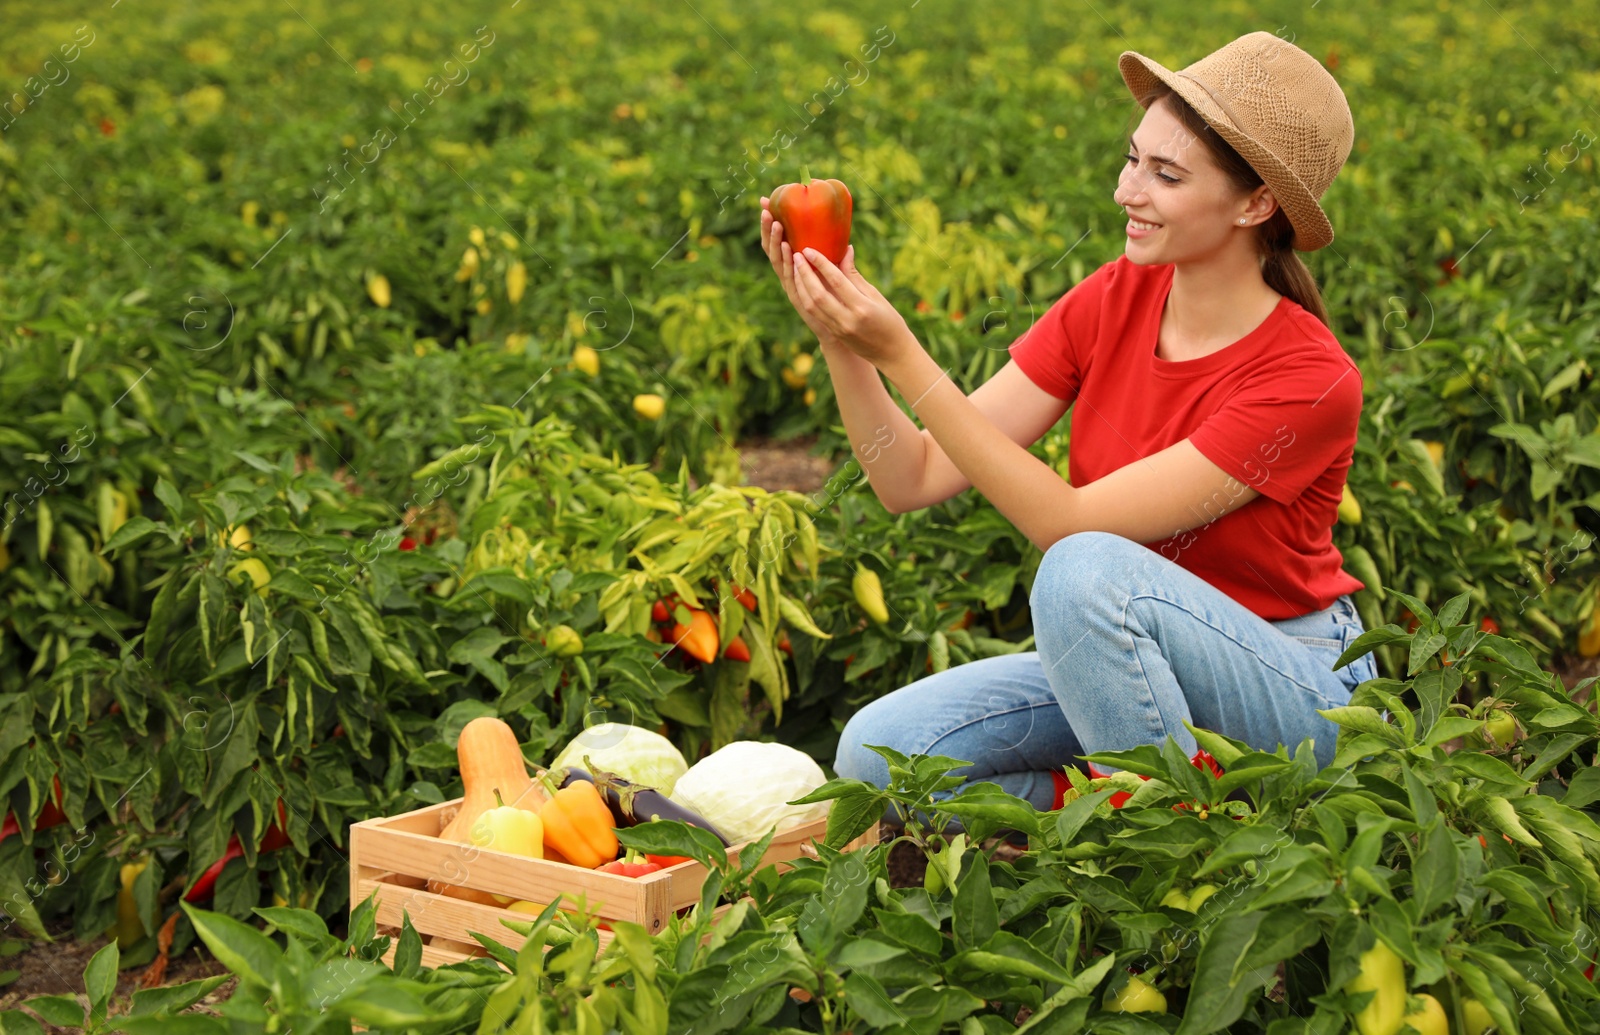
[1114,96,1277,264]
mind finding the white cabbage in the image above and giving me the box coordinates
[550,723,688,795]
[669,741,830,844]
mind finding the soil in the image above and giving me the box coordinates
[737,434,837,494]
[0,916,235,1028]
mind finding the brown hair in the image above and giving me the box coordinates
[1131,85,1330,328]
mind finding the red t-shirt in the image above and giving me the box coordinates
[1008,255,1364,620]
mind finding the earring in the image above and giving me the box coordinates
[1238,218,1247,224]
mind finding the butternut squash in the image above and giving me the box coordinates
[427,717,547,903]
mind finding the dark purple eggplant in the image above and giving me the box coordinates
[556,765,732,846]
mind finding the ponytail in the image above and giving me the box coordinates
[1131,85,1332,329]
[1257,210,1330,328]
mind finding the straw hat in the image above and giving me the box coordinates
[1118,31,1354,251]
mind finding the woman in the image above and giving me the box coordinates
[758,32,1374,822]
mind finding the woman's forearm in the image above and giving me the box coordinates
[818,336,927,513]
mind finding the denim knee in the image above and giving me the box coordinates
[1032,530,1130,616]
[833,699,896,790]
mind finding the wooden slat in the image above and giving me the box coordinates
[372,799,457,837]
[360,879,531,946]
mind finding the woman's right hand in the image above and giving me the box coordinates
[760,196,838,348]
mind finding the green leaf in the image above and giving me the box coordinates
[1420,715,1489,749]
[836,938,906,968]
[1214,755,1295,798]
[1014,954,1114,1033]
[446,627,512,664]
[1562,766,1600,809]
[462,572,534,605]
[253,906,329,944]
[822,789,884,849]
[844,972,908,1028]
[1054,788,1115,842]
[145,571,188,656]
[1410,820,1461,918]
[614,819,727,871]
[736,827,780,877]
[872,909,944,956]
[1543,358,1588,400]
[1249,858,1336,909]
[1185,723,1248,770]
[948,930,1073,983]
[1408,631,1449,674]
[1317,706,1403,742]
[938,782,1043,840]
[103,516,162,553]
[338,987,438,1028]
[951,853,998,950]
[1176,909,1315,1035]
[84,941,118,1025]
[16,997,81,1029]
[112,1018,231,1035]
[231,450,279,474]
[1477,795,1541,847]
[776,593,831,639]
[181,902,285,991]
[126,976,230,1017]
[1193,826,1289,879]
[0,1012,45,1035]
[824,852,870,934]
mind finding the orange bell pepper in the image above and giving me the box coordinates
[669,609,719,664]
[538,776,618,869]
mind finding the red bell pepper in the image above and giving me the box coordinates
[768,172,853,265]
[0,776,67,845]
[646,854,693,868]
[597,860,663,878]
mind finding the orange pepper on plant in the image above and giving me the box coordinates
[670,609,719,664]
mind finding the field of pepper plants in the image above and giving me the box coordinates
[3,0,1600,1030]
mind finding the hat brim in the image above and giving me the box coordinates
[1117,50,1334,252]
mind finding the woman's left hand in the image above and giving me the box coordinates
[790,245,915,368]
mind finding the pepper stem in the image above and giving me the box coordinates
[493,788,506,808]
[801,165,811,187]
[537,769,562,799]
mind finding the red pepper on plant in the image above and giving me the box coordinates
[1080,749,1225,810]
[0,776,67,845]
[183,800,293,903]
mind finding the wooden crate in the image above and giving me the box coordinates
[348,797,878,969]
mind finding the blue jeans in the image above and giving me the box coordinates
[833,531,1378,820]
